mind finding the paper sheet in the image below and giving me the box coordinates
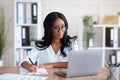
[28,68,48,75]
[20,67,48,75]
[0,73,48,80]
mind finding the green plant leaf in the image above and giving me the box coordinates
[0,6,5,60]
[83,15,95,48]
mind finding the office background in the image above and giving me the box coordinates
[0,0,120,66]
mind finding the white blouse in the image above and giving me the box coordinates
[22,40,79,65]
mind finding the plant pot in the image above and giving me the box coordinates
[84,39,94,49]
[0,60,3,66]
[89,38,93,47]
[31,41,35,46]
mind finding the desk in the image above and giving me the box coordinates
[0,66,107,80]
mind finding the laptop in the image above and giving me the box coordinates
[55,49,104,77]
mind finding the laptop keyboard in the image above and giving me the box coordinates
[55,71,67,76]
[59,72,66,75]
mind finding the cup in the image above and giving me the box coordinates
[107,67,119,80]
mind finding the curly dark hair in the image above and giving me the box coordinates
[35,12,72,57]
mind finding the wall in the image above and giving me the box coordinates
[1,0,120,65]
[41,0,120,49]
[41,0,120,62]
[0,0,14,66]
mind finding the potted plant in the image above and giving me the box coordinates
[0,6,5,66]
[30,38,36,46]
[83,16,95,49]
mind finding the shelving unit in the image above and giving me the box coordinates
[93,24,120,49]
[14,0,42,66]
[82,24,120,62]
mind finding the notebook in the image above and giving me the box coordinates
[55,49,104,77]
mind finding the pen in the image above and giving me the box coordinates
[29,58,34,65]
[29,58,37,65]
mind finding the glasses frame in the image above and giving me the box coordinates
[52,26,66,32]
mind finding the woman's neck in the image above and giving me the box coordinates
[51,39,61,45]
[51,39,61,54]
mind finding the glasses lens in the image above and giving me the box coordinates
[53,26,59,32]
[61,26,66,31]
[53,26,66,32]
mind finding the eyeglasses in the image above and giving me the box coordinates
[52,26,66,32]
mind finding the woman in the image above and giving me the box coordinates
[21,12,79,72]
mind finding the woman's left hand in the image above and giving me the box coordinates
[38,63,54,68]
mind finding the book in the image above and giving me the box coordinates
[106,28,115,47]
[19,49,24,66]
[16,49,20,66]
[15,27,22,47]
[106,28,112,47]
[17,3,24,24]
[22,26,30,46]
[113,28,118,48]
[116,51,120,66]
[26,3,32,24]
[110,28,114,47]
[31,3,37,24]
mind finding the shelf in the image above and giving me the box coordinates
[104,47,120,50]
[15,0,39,3]
[87,47,120,50]
[87,47,103,49]
[16,24,38,26]
[93,24,120,27]
[16,46,33,49]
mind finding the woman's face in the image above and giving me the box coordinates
[52,18,66,40]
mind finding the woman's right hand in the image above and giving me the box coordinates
[27,64,38,72]
[21,61,38,72]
